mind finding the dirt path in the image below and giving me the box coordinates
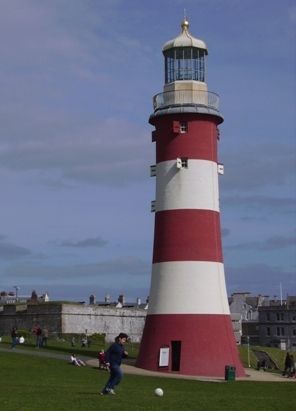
[1,346,295,383]
[87,358,296,383]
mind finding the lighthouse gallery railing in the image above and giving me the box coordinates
[153,90,220,111]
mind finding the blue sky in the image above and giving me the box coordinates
[0,0,295,302]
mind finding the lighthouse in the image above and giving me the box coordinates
[136,19,245,377]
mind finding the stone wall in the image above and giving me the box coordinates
[0,303,63,335]
[61,304,146,342]
[0,302,147,342]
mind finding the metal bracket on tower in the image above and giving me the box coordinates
[217,163,224,175]
[150,165,157,177]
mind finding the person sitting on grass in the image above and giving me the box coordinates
[70,353,86,367]
[98,349,108,370]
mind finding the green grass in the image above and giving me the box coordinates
[238,346,258,368]
[0,333,288,370]
[0,351,295,411]
[239,345,287,372]
[252,346,286,369]
[0,334,139,359]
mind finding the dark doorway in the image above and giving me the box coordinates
[171,340,182,371]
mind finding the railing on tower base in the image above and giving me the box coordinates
[153,90,220,112]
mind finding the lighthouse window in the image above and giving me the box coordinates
[181,158,188,168]
[180,122,188,133]
[164,47,206,83]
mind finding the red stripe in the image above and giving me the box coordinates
[136,313,245,377]
[153,209,223,263]
[150,114,219,163]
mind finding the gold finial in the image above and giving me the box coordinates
[181,10,189,32]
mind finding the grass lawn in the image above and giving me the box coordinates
[0,352,295,411]
[0,334,287,371]
[0,335,139,360]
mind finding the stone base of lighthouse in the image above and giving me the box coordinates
[136,314,245,377]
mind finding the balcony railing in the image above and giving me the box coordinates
[153,90,220,111]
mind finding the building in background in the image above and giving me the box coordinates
[0,294,147,343]
[258,296,296,351]
[229,292,269,345]
[1,290,295,350]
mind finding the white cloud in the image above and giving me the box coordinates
[0,1,154,187]
[2,255,150,284]
[60,237,108,248]
[225,234,296,252]
[289,5,296,23]
[0,116,152,185]
[0,1,295,300]
[0,239,31,260]
[220,143,296,192]
[226,263,296,296]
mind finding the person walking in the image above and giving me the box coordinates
[42,328,49,347]
[283,352,292,377]
[100,333,128,395]
[10,327,18,349]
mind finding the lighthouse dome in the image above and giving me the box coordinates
[162,19,208,84]
[162,19,208,54]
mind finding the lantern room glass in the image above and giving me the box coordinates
[164,47,206,83]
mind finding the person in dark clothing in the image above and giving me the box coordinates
[283,352,292,377]
[11,327,18,349]
[100,333,128,395]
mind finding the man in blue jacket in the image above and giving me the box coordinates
[100,332,129,395]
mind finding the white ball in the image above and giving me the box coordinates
[154,388,164,397]
[19,336,25,344]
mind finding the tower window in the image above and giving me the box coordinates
[180,122,188,133]
[181,158,188,168]
[151,200,156,213]
[176,157,188,169]
[164,47,206,83]
[217,163,224,175]
[150,165,156,177]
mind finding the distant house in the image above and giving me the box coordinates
[229,292,296,351]
[229,292,270,345]
[229,292,260,344]
[258,296,296,351]
[0,290,49,306]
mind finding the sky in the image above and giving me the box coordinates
[0,0,295,303]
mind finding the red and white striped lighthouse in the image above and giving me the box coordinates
[136,19,245,377]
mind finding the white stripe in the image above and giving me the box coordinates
[155,160,219,212]
[148,261,230,315]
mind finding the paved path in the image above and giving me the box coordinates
[87,359,295,383]
[1,346,295,383]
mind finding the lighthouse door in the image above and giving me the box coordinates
[171,340,182,371]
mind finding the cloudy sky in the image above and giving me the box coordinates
[0,0,295,302]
